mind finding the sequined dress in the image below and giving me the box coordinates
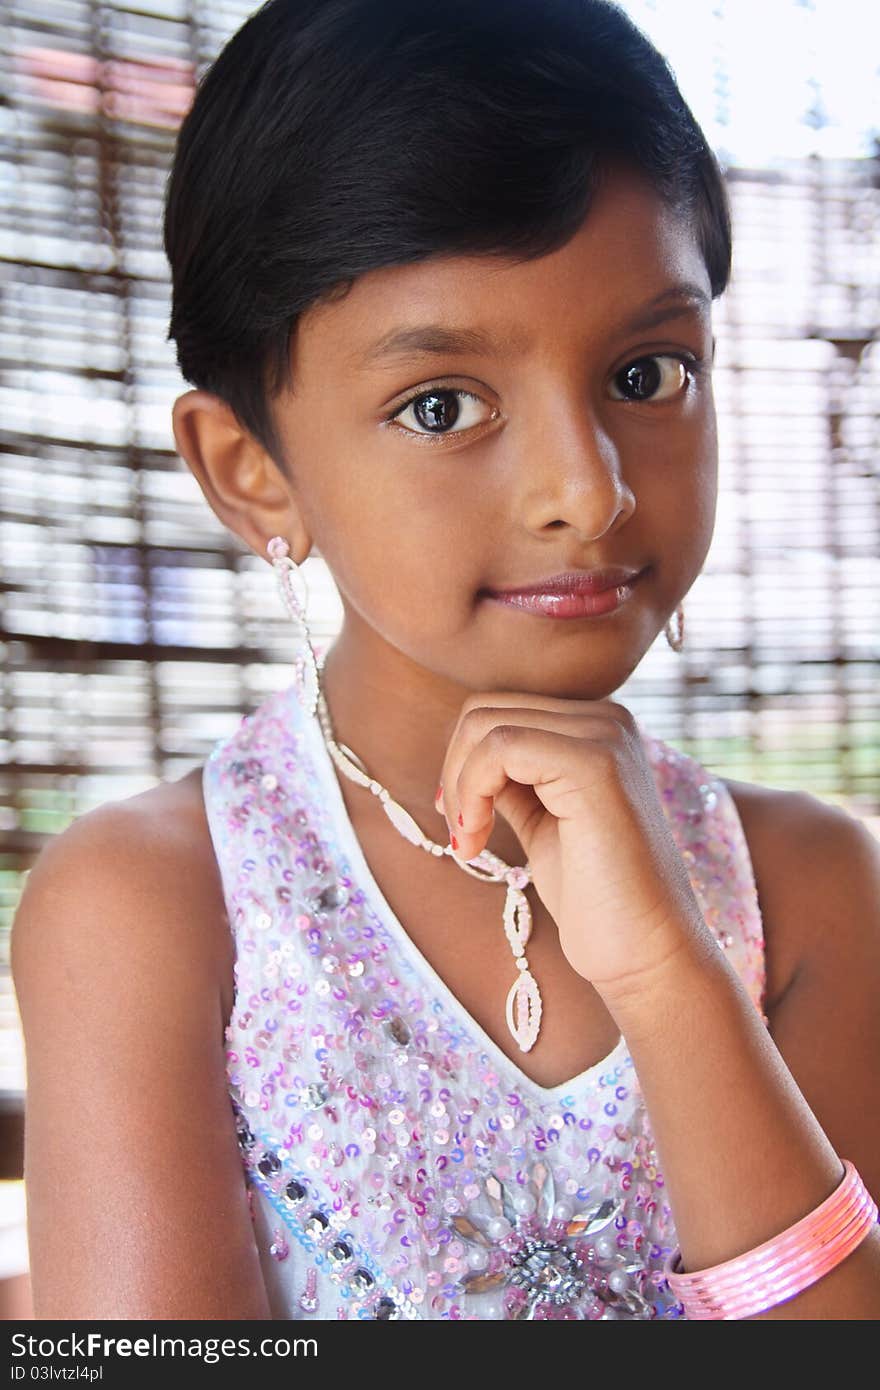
[202,681,766,1320]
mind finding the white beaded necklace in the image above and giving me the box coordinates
[314,685,543,1053]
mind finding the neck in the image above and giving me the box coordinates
[317,627,527,864]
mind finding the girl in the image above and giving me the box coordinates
[12,0,879,1320]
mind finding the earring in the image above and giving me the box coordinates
[664,602,685,653]
[266,535,320,717]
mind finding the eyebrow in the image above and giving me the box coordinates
[357,283,711,368]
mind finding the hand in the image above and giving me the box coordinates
[436,693,714,1005]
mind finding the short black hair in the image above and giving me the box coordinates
[164,0,732,470]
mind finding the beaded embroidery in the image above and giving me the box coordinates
[203,682,767,1319]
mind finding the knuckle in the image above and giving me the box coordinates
[487,723,518,750]
[464,703,501,729]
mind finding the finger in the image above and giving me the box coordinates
[438,703,613,828]
[451,724,596,863]
[437,706,554,849]
[438,691,614,803]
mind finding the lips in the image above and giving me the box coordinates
[485,567,646,598]
[482,567,648,620]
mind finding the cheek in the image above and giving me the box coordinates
[692,412,719,541]
[314,481,476,625]
[631,411,717,554]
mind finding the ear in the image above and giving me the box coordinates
[171,390,313,564]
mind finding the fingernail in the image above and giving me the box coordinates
[457,812,464,827]
[451,834,459,851]
[435,782,443,806]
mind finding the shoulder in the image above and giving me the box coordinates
[721,776,880,1198]
[9,769,268,1317]
[12,765,233,1027]
[717,778,873,984]
[721,777,879,1005]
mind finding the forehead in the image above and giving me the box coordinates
[297,165,710,366]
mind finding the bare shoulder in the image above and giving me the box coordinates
[720,776,877,1009]
[15,766,234,1024]
[121,765,235,1024]
[719,777,880,1201]
[10,766,267,1318]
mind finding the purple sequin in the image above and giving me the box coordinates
[204,683,766,1320]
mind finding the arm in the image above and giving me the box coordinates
[11,796,273,1319]
[605,791,880,1319]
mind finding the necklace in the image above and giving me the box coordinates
[314,684,543,1053]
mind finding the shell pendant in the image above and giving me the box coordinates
[381,796,427,847]
[503,884,532,951]
[505,967,543,1052]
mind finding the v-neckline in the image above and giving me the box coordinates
[295,683,633,1108]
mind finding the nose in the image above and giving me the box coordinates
[519,404,636,542]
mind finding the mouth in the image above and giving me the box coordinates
[481,566,649,620]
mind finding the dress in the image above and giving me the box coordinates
[201,681,767,1320]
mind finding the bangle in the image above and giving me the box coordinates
[664,1160,879,1319]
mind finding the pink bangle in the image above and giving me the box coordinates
[664,1160,879,1319]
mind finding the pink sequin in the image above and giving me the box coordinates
[203,684,766,1320]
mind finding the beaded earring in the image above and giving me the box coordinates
[266,535,321,718]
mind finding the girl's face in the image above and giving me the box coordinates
[271,163,716,704]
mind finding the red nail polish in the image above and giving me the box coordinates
[451,834,459,851]
[457,812,464,827]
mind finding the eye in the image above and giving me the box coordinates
[386,386,497,438]
[608,353,701,404]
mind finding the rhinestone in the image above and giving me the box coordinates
[507,1239,588,1307]
[284,1179,307,1205]
[350,1267,375,1292]
[257,1151,281,1177]
[374,1296,400,1320]
[386,1016,412,1046]
[305,1210,330,1238]
[611,1286,654,1318]
[317,884,347,912]
[329,1240,354,1265]
[303,1082,329,1110]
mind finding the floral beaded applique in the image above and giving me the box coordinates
[450,1159,660,1319]
[204,684,766,1320]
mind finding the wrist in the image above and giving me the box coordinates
[597,924,739,1041]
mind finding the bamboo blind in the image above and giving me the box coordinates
[1,2,878,1124]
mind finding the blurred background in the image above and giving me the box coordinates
[0,0,878,1318]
